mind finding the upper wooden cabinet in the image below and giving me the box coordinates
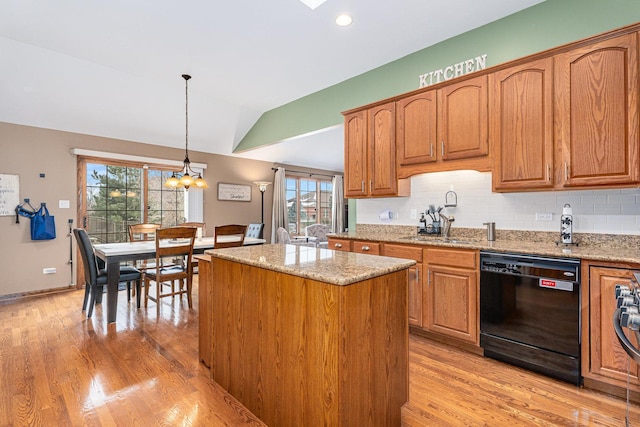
[344,110,368,197]
[438,75,489,161]
[555,33,640,188]
[397,90,437,165]
[396,75,491,176]
[491,57,555,191]
[344,102,410,198]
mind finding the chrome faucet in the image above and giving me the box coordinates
[439,213,455,238]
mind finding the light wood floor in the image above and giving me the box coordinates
[1,278,639,426]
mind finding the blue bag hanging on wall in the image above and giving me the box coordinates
[31,204,56,240]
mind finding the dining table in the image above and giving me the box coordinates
[94,235,266,323]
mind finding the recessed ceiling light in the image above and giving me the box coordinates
[299,0,327,10]
[336,14,352,27]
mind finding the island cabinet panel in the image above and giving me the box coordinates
[491,57,555,191]
[555,32,640,188]
[209,257,409,427]
[196,255,213,368]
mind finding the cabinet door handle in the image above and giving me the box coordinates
[441,141,445,157]
[427,269,430,285]
[546,163,551,182]
[415,267,420,283]
[564,161,569,182]
[334,243,342,248]
[361,180,364,192]
[361,246,370,251]
[429,143,433,158]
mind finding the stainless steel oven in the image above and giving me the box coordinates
[480,251,581,384]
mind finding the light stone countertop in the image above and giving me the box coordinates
[330,226,640,264]
[205,244,416,286]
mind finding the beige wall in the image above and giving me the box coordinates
[0,122,280,297]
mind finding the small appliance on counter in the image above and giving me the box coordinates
[556,203,579,246]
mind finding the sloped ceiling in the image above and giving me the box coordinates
[0,0,544,171]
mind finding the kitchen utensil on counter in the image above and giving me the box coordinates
[483,222,496,241]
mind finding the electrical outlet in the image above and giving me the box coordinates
[535,212,553,221]
[43,268,56,274]
[410,209,417,220]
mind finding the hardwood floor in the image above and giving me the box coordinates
[1,278,639,426]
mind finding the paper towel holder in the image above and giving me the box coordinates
[444,191,457,208]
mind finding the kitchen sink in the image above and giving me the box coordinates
[400,236,474,245]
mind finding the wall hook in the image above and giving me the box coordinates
[444,190,457,208]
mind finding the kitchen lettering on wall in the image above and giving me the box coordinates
[418,54,487,88]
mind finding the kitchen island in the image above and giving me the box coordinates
[199,244,415,427]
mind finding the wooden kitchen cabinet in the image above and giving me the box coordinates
[491,57,555,191]
[344,102,410,198]
[424,247,479,345]
[585,263,640,394]
[327,237,352,252]
[396,75,491,178]
[397,90,437,166]
[555,32,640,188]
[438,74,489,162]
[352,240,380,255]
[383,243,424,327]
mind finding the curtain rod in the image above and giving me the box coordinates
[271,167,340,178]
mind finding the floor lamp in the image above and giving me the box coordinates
[254,181,272,223]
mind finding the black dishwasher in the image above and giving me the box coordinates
[480,251,581,384]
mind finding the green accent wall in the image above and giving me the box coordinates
[236,0,640,152]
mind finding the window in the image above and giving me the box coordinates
[285,175,332,235]
[82,160,186,244]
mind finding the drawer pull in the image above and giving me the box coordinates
[361,246,370,251]
[334,243,343,248]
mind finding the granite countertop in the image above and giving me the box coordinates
[205,244,416,286]
[329,226,640,265]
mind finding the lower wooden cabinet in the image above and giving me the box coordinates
[327,237,352,252]
[352,240,380,255]
[585,263,640,394]
[383,244,424,327]
[424,247,479,345]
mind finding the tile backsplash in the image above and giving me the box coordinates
[356,170,640,235]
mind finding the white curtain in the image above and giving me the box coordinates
[331,175,344,233]
[271,167,288,242]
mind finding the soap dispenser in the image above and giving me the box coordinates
[560,204,573,244]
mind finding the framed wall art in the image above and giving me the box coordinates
[0,174,20,216]
[217,182,251,202]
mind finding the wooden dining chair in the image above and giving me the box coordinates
[144,227,197,314]
[214,224,247,249]
[128,223,161,242]
[178,222,206,272]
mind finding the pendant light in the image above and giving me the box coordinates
[164,74,208,190]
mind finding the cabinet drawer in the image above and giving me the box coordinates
[352,241,381,255]
[425,247,477,269]
[383,243,423,262]
[328,238,352,252]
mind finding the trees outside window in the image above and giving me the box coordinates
[285,175,332,236]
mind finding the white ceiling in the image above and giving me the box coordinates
[0,0,544,172]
